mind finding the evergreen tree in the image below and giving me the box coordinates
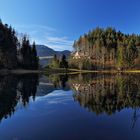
[71,27,140,70]
[20,35,32,69]
[51,54,59,68]
[31,42,38,70]
[60,55,68,69]
[0,19,38,70]
[125,39,138,68]
[0,20,17,69]
[117,43,125,69]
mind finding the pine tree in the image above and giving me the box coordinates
[125,39,138,68]
[20,35,32,69]
[60,55,68,69]
[71,27,140,70]
[51,54,59,68]
[31,42,38,69]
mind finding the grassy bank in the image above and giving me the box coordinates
[44,68,140,74]
[69,69,140,73]
[1,68,140,76]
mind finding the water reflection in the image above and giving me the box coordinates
[0,74,39,121]
[70,74,140,115]
[45,74,69,90]
[1,73,140,122]
[0,74,71,122]
[0,73,140,140]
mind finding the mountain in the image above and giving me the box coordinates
[36,45,71,57]
[36,45,71,67]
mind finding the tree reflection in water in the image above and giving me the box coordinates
[1,73,140,129]
[47,74,69,90]
[0,74,39,121]
[70,74,140,115]
[47,73,140,118]
[0,74,69,122]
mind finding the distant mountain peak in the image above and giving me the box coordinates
[36,45,71,57]
[36,45,71,67]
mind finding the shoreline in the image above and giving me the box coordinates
[45,68,140,74]
[0,69,41,75]
[0,68,140,75]
[68,69,140,73]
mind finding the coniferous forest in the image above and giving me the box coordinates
[0,20,38,70]
[2,18,140,71]
[70,27,140,70]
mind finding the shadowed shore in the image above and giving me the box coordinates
[1,68,140,76]
[44,68,140,74]
[0,69,41,75]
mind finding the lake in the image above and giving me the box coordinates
[0,73,140,140]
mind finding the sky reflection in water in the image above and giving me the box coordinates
[0,74,140,140]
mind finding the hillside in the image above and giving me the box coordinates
[36,45,71,57]
[71,27,140,70]
[36,45,71,67]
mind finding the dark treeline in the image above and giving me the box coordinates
[0,19,38,69]
[70,74,140,115]
[70,27,140,70]
[0,74,39,121]
[18,36,39,69]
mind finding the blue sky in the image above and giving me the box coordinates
[0,0,140,50]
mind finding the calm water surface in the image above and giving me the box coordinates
[0,73,140,140]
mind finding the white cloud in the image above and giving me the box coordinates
[45,36,73,51]
[15,24,73,51]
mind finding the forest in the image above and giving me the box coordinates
[0,19,38,70]
[70,27,140,70]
